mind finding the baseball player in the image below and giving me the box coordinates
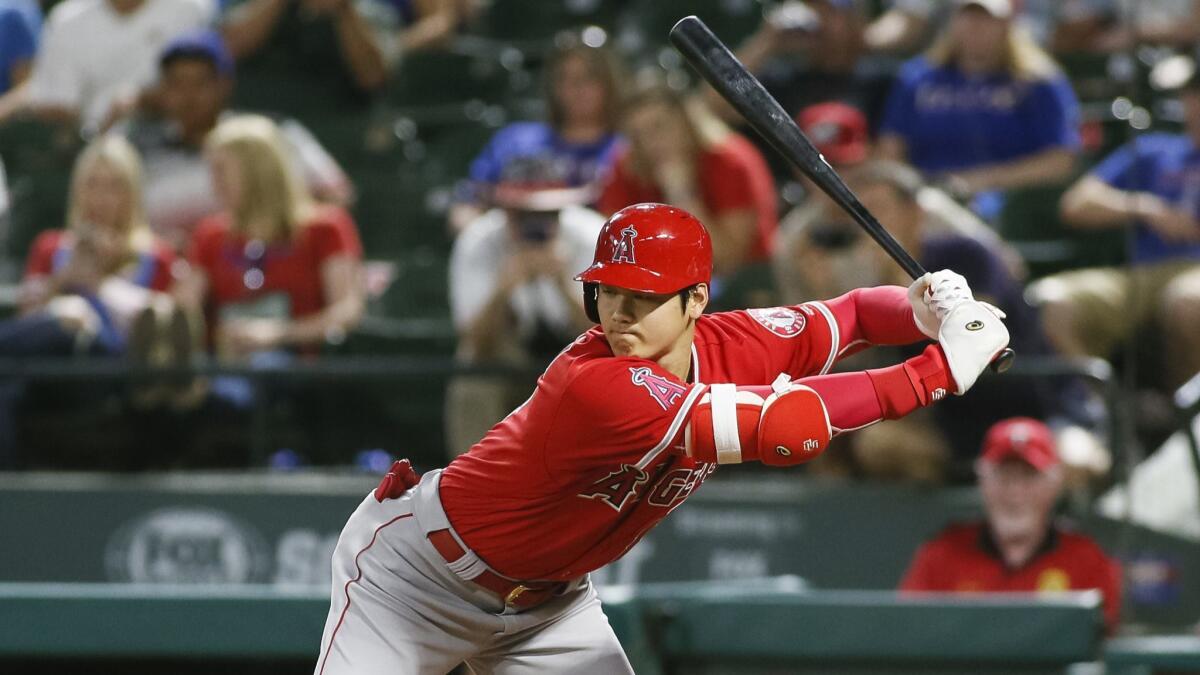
[315,203,1009,675]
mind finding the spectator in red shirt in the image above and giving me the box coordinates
[597,83,777,282]
[0,133,176,466]
[173,114,365,361]
[900,417,1122,633]
[8,133,175,358]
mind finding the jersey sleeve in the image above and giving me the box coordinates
[702,143,757,214]
[897,541,940,591]
[185,218,222,277]
[23,6,81,110]
[308,206,364,262]
[878,59,923,142]
[1024,76,1081,152]
[1090,136,1152,191]
[0,11,37,66]
[596,149,645,216]
[23,230,62,280]
[543,358,705,479]
[147,243,177,292]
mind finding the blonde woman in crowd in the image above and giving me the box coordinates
[877,0,1080,220]
[0,134,176,465]
[598,83,777,281]
[12,134,175,357]
[173,114,365,361]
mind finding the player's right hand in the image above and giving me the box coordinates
[909,270,970,339]
[936,300,1010,395]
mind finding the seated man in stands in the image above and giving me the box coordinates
[120,29,352,251]
[900,417,1122,633]
[445,164,603,456]
[4,0,214,133]
[777,158,1102,482]
[1033,71,1200,391]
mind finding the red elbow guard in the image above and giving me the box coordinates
[757,384,831,465]
[685,382,832,466]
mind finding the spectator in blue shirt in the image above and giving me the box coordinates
[447,30,626,234]
[877,0,1080,220]
[0,0,40,121]
[777,159,1104,482]
[1032,73,1200,389]
[0,0,39,94]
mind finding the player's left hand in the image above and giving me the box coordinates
[909,270,1001,339]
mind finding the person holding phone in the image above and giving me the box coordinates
[445,166,605,457]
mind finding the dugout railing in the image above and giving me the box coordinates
[0,580,1197,674]
[0,352,1130,474]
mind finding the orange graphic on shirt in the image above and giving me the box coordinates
[1037,568,1071,592]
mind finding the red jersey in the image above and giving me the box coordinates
[439,287,926,581]
[24,229,175,291]
[900,521,1122,632]
[597,134,778,261]
[187,205,362,321]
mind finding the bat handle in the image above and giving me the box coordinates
[990,348,1016,373]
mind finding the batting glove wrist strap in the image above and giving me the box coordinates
[937,300,1010,395]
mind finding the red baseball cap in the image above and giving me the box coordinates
[796,102,869,167]
[980,417,1059,472]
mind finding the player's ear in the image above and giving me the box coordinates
[688,284,709,319]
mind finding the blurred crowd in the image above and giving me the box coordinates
[0,0,1198,491]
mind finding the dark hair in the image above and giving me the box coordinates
[545,30,627,132]
[678,284,698,313]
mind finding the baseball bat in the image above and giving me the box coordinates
[669,15,1014,373]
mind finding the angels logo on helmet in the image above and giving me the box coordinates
[612,226,638,264]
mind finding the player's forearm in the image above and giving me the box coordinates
[797,344,954,431]
[283,294,365,346]
[220,0,289,60]
[334,4,389,91]
[822,285,926,350]
[954,147,1076,193]
[1060,176,1154,230]
[460,290,514,358]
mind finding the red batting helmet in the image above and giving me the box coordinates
[575,203,713,322]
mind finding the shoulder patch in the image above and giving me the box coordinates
[747,307,807,338]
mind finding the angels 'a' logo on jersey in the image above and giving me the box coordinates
[578,464,649,512]
[611,226,638,264]
[747,307,807,339]
[630,366,688,410]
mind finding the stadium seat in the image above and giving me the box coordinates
[386,49,532,108]
[998,183,1125,279]
[0,119,82,264]
[620,0,763,56]
[469,0,625,44]
[708,261,779,313]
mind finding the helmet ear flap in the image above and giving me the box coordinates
[583,282,599,323]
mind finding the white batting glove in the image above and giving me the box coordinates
[909,270,1002,340]
[908,273,940,340]
[937,300,1010,395]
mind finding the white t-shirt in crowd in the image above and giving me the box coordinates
[450,205,604,343]
[121,111,351,251]
[25,0,215,132]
